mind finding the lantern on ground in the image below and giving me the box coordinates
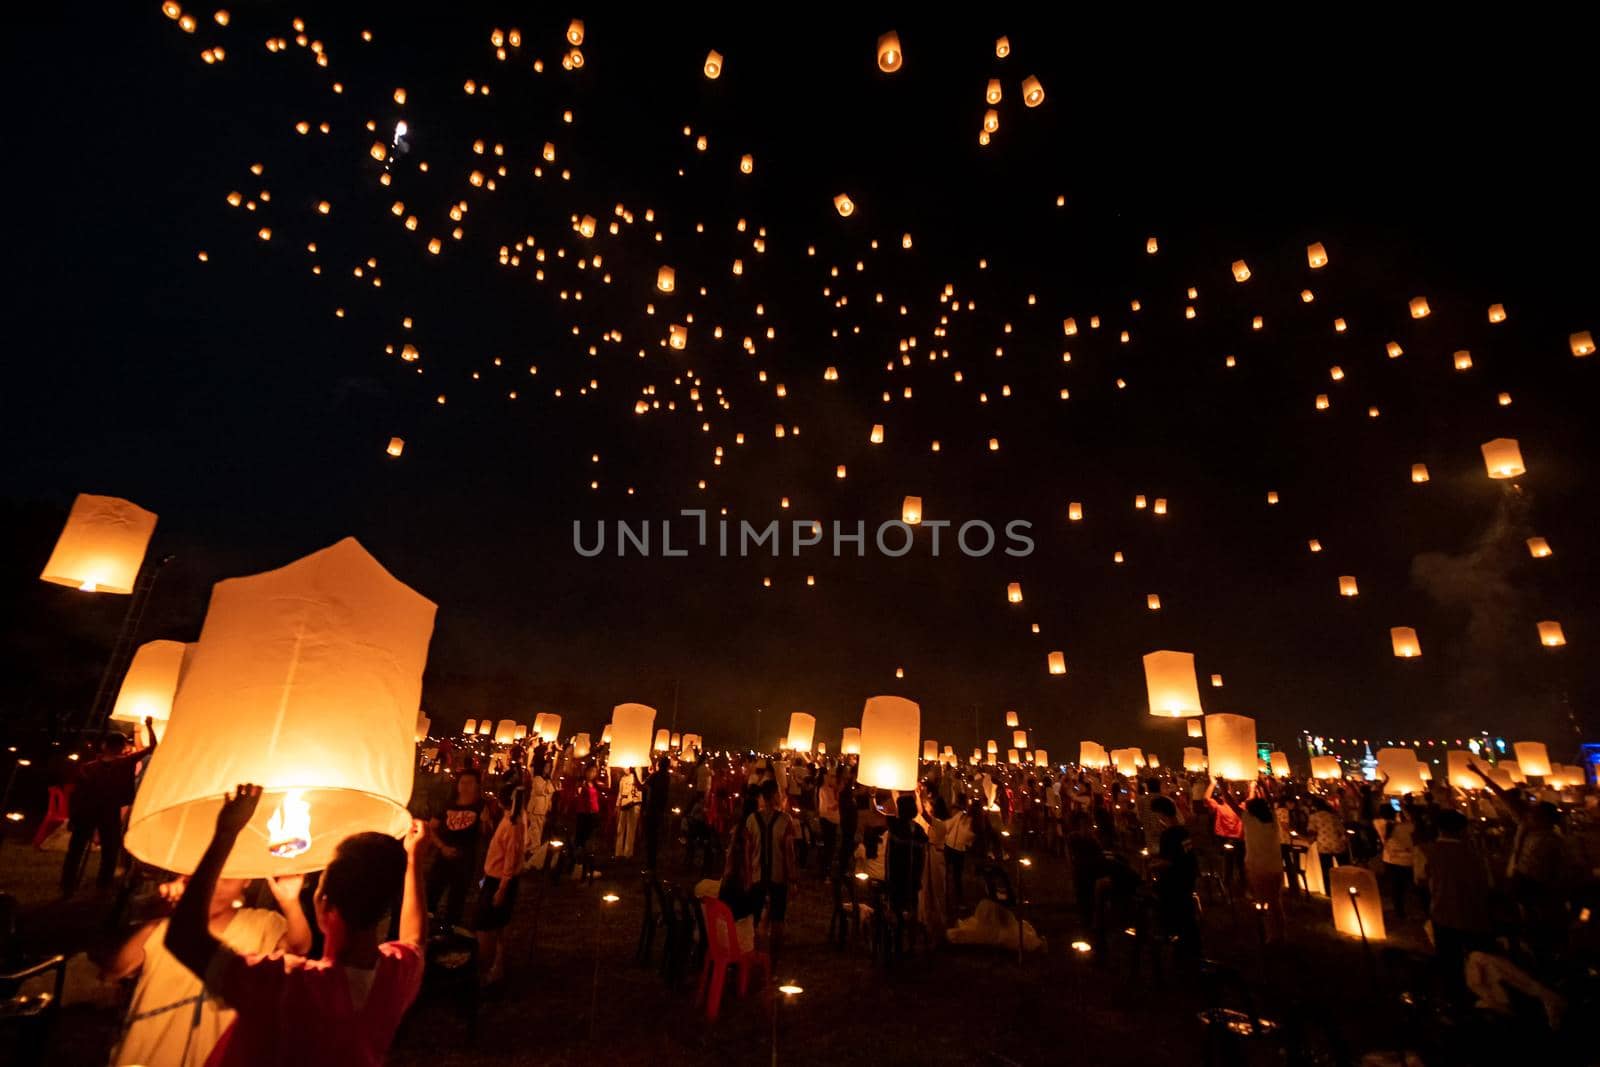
[1269,752,1290,778]
[609,703,656,768]
[1187,719,1204,739]
[876,31,902,72]
[126,538,435,877]
[1480,438,1525,479]
[1311,756,1342,780]
[1047,651,1066,675]
[1005,711,1019,728]
[1537,621,1566,647]
[1204,714,1257,780]
[901,496,923,525]
[463,718,478,735]
[1331,866,1386,941]
[1377,748,1424,795]
[1390,627,1421,658]
[1512,742,1551,778]
[1142,650,1203,718]
[111,640,190,742]
[858,695,919,791]
[787,712,816,753]
[841,727,861,755]
[40,493,158,594]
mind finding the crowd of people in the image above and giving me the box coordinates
[24,728,1600,1062]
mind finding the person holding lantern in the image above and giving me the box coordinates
[614,766,642,859]
[61,717,157,897]
[166,785,429,1067]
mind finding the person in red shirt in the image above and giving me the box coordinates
[167,785,429,1066]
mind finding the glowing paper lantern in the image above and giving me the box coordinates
[703,50,723,79]
[477,720,492,736]
[110,639,189,739]
[1376,748,1424,795]
[654,729,671,752]
[40,493,158,594]
[126,538,435,877]
[1021,75,1044,106]
[1047,651,1066,675]
[1078,742,1109,769]
[787,712,816,753]
[414,712,430,744]
[1269,752,1290,778]
[538,714,562,742]
[833,193,855,217]
[386,437,405,457]
[1204,714,1257,780]
[1187,719,1204,739]
[1410,464,1429,484]
[463,719,478,736]
[841,727,861,755]
[1142,650,1203,718]
[1480,438,1525,479]
[1307,242,1328,268]
[1512,742,1550,778]
[1339,576,1359,598]
[1005,711,1019,728]
[1231,260,1251,283]
[1007,582,1023,604]
[875,31,902,72]
[1446,751,1478,789]
[1409,297,1430,319]
[858,695,919,791]
[656,266,676,293]
[1572,331,1595,357]
[1111,748,1144,776]
[1012,730,1028,749]
[600,724,613,746]
[922,739,938,761]
[573,732,592,759]
[1183,747,1207,772]
[1390,627,1421,658]
[494,719,517,744]
[1311,756,1342,780]
[1330,866,1386,941]
[1537,620,1566,647]
[609,703,656,768]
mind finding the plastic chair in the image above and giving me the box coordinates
[695,898,769,1021]
[29,788,69,849]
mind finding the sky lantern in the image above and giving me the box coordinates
[994,35,1010,57]
[1311,755,1342,780]
[858,695,919,791]
[1537,620,1566,647]
[1269,752,1290,778]
[1572,331,1595,357]
[1183,747,1208,772]
[1488,303,1507,323]
[1480,438,1525,479]
[1390,626,1421,658]
[1187,719,1204,739]
[1526,537,1552,558]
[901,496,923,525]
[566,18,584,44]
[1012,730,1028,749]
[1110,748,1143,776]
[1339,575,1359,598]
[870,423,885,444]
[986,79,1002,104]
[126,539,434,877]
[494,719,517,743]
[833,193,855,217]
[573,732,592,759]
[703,49,723,78]
[40,493,158,594]
[110,639,189,741]
[1143,650,1204,718]
[1146,594,1162,611]
[514,724,528,741]
[1411,463,1429,484]
[1231,260,1251,283]
[986,740,999,757]
[1020,75,1044,106]
[1047,651,1066,675]
[876,31,903,72]
[740,154,754,174]
[538,714,562,742]
[1445,751,1479,789]
[923,739,938,761]
[463,718,477,736]
[1377,748,1424,795]
[787,712,816,753]
[532,712,548,738]
[1331,867,1386,941]
[386,437,405,457]
[656,266,676,293]
[1204,713,1257,780]
[415,712,430,743]
[601,724,613,745]
[1409,296,1431,319]
[1005,711,1019,728]
[1210,674,1224,688]
[1513,742,1551,778]
[477,720,492,736]
[1078,742,1108,769]
[1068,502,1083,521]
[1453,350,1473,371]
[1007,582,1023,604]
[654,728,671,752]
[610,703,656,768]
[1307,242,1328,268]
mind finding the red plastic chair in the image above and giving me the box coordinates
[696,897,770,1021]
[30,787,70,849]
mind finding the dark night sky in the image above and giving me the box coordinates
[3,6,1597,761]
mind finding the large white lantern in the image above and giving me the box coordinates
[608,703,656,768]
[1269,752,1291,778]
[1204,713,1257,780]
[110,639,190,740]
[40,493,158,594]
[1330,866,1386,941]
[1310,756,1342,780]
[1446,750,1478,789]
[1182,747,1208,772]
[125,538,435,877]
[1142,650,1204,718]
[1512,742,1551,778]
[1078,741,1109,769]
[857,695,919,791]
[841,727,861,755]
[494,719,518,744]
[786,712,816,753]
[538,714,562,742]
[1376,748,1424,795]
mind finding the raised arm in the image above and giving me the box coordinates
[398,819,429,950]
[168,785,261,980]
[266,874,313,955]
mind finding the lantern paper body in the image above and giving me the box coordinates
[494,719,517,744]
[1013,730,1028,749]
[1205,713,1257,780]
[1446,750,1479,789]
[1480,438,1525,479]
[600,724,613,746]
[922,740,938,761]
[1513,742,1551,778]
[110,640,189,738]
[1047,651,1066,675]
[414,712,430,744]
[1183,747,1208,772]
[841,727,861,756]
[513,725,528,742]
[786,712,816,753]
[1142,650,1204,718]
[1377,748,1424,795]
[1111,748,1144,776]
[463,718,478,736]
[1330,866,1386,941]
[609,703,656,769]
[1537,621,1566,647]
[477,720,492,735]
[1007,750,1020,765]
[126,538,435,878]
[858,695,919,791]
[1311,756,1342,780]
[654,729,671,752]
[875,31,902,72]
[532,713,548,738]
[573,733,592,759]
[901,496,922,525]
[40,493,158,594]
[1034,750,1048,766]
[1269,752,1290,778]
[1390,627,1421,658]
[538,714,563,742]
[1079,741,1109,769]
[1187,719,1204,739]
[1005,711,1019,728]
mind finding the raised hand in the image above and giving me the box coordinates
[267,873,305,904]
[216,784,263,835]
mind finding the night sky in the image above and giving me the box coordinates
[4,6,1597,760]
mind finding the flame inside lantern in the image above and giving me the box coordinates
[266,789,312,859]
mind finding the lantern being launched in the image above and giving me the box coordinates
[125,538,435,878]
[1311,756,1342,780]
[841,726,861,755]
[609,703,656,769]
[1204,713,1257,781]
[858,695,919,791]
[786,712,816,753]
[266,790,312,859]
[1142,650,1203,718]
[40,493,158,594]
[1183,747,1207,772]
[110,639,190,740]
[1513,742,1551,778]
